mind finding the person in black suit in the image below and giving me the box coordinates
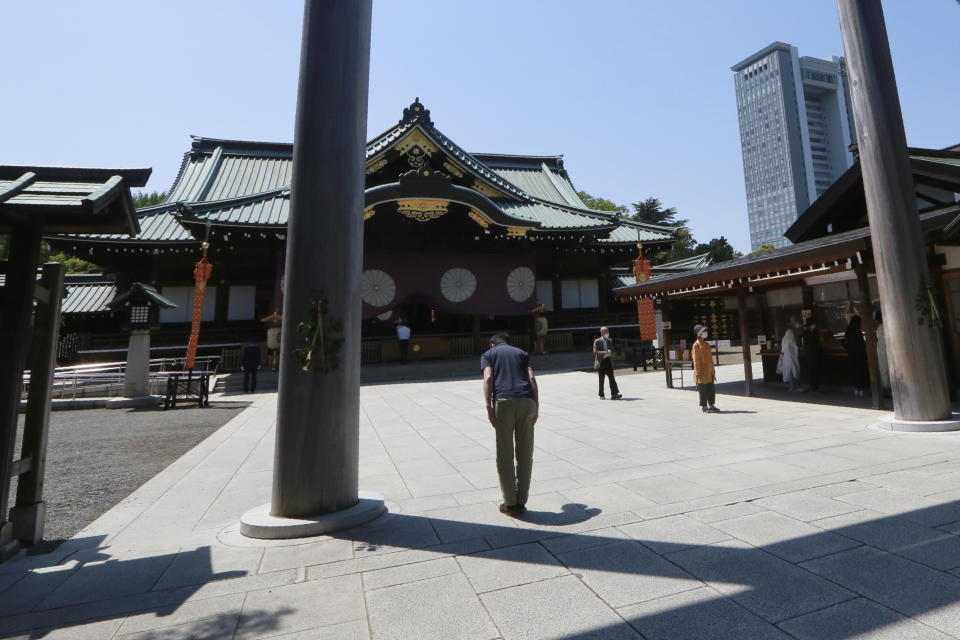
[593,327,622,400]
[241,339,262,393]
[801,316,823,392]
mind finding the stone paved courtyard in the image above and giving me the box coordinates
[3,364,960,639]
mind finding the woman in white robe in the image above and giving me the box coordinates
[779,316,802,391]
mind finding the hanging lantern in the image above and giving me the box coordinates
[185,233,213,370]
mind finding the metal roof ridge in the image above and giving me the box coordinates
[540,162,584,208]
[366,121,412,151]
[178,186,290,211]
[189,135,293,152]
[193,146,224,201]
[615,218,681,233]
[907,146,960,160]
[416,124,535,202]
[0,165,151,186]
[470,153,565,165]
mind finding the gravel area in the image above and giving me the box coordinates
[7,402,249,553]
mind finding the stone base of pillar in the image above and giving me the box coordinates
[0,521,21,563]
[239,491,385,540]
[105,395,161,410]
[874,412,960,433]
[9,501,45,546]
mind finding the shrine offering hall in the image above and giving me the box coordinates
[48,100,675,363]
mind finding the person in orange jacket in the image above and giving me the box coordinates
[692,324,718,413]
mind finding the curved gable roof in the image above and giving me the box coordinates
[97,99,676,245]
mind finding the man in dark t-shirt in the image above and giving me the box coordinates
[481,332,539,516]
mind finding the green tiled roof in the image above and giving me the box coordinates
[180,189,289,226]
[600,221,680,244]
[499,201,616,230]
[108,282,177,310]
[56,101,677,245]
[62,282,116,314]
[56,204,194,243]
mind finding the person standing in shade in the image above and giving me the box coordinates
[844,314,868,398]
[593,326,621,400]
[875,310,891,395]
[533,310,549,355]
[396,319,411,364]
[779,315,802,392]
[241,338,262,394]
[482,332,539,516]
[692,325,718,413]
[801,316,823,392]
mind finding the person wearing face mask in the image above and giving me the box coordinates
[593,326,622,400]
[692,324,718,413]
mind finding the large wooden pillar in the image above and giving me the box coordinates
[11,263,65,545]
[0,223,42,557]
[856,264,883,409]
[737,287,754,397]
[837,0,952,421]
[271,0,373,518]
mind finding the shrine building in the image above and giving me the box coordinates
[48,100,676,363]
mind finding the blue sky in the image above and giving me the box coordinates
[2,1,957,252]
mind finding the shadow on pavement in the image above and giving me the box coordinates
[512,503,600,527]
[6,500,960,637]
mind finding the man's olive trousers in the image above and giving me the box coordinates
[493,397,537,506]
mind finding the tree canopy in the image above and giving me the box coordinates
[748,243,777,256]
[629,197,684,227]
[577,190,627,216]
[577,189,745,266]
[694,236,741,264]
[132,190,167,208]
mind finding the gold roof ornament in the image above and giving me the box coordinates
[397,199,448,222]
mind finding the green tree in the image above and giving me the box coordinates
[44,249,101,273]
[629,197,684,227]
[626,197,699,265]
[576,190,627,216]
[749,243,777,256]
[132,190,167,208]
[0,235,99,272]
[694,236,742,264]
[653,228,698,265]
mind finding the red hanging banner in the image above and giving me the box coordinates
[632,247,656,341]
[185,246,212,370]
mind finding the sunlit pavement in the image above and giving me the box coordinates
[3,364,960,639]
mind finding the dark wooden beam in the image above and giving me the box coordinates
[12,263,65,544]
[0,172,35,205]
[737,287,754,397]
[0,223,42,555]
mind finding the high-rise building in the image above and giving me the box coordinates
[732,42,856,250]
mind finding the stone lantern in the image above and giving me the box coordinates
[106,282,176,406]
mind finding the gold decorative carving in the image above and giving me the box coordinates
[365,158,387,174]
[394,130,438,156]
[397,199,448,222]
[363,206,376,220]
[506,227,529,237]
[468,208,490,228]
[442,161,465,178]
[471,179,507,199]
